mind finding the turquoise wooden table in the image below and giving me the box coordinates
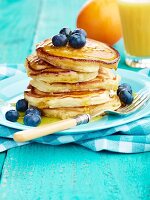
[0,1,150,199]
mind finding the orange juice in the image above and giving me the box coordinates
[118,0,150,57]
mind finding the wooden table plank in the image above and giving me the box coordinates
[32,0,86,49]
[0,144,149,200]
[0,0,42,63]
[0,0,41,179]
[0,153,6,178]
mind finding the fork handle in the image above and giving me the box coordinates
[13,114,90,142]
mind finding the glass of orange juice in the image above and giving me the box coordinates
[118,0,150,68]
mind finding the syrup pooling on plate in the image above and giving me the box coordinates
[17,114,101,126]
[17,115,60,126]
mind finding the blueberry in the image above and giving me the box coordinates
[69,33,86,49]
[25,108,41,116]
[118,90,134,105]
[16,99,28,112]
[59,28,72,38]
[5,110,19,122]
[72,28,87,38]
[52,34,68,47]
[24,113,41,127]
[117,83,132,95]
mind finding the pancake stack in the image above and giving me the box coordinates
[24,38,121,119]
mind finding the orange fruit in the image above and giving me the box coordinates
[77,0,122,46]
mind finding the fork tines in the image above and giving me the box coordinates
[118,89,150,113]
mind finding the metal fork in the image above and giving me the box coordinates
[91,89,150,118]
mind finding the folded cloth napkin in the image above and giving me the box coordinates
[0,64,25,80]
[0,65,150,153]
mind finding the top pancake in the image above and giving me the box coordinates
[36,38,120,73]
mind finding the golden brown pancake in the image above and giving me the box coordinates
[24,85,115,109]
[25,54,98,83]
[42,96,121,119]
[30,67,120,92]
[36,38,120,73]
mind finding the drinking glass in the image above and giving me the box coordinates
[118,0,150,68]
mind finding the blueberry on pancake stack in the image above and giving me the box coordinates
[24,28,121,119]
